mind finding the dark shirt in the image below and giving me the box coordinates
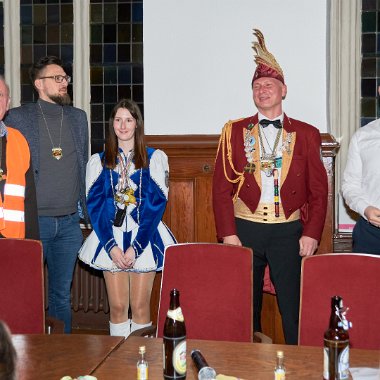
[36,100,79,216]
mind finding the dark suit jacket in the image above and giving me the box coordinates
[4,102,89,222]
[212,113,328,241]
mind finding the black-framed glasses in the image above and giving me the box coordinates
[39,75,71,83]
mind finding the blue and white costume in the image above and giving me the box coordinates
[79,147,176,272]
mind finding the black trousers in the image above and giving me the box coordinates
[236,217,303,345]
[353,217,380,255]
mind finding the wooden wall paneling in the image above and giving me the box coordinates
[318,133,340,254]
[150,272,162,326]
[195,176,217,242]
[161,138,217,243]
[167,180,195,242]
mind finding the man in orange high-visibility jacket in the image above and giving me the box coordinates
[0,76,39,239]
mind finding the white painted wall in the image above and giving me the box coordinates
[144,0,327,135]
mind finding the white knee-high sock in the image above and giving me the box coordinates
[130,320,152,333]
[109,319,131,338]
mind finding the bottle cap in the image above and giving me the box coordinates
[199,366,217,379]
[277,350,284,358]
[139,346,146,354]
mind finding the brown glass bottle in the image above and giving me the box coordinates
[323,296,350,380]
[163,289,187,380]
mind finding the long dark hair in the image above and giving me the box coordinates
[104,99,147,169]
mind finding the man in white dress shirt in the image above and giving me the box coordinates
[342,87,380,254]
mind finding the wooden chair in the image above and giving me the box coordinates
[298,253,380,350]
[134,242,271,342]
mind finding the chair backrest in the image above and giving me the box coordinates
[299,253,380,349]
[156,243,253,342]
[0,239,45,334]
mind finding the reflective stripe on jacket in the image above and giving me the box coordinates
[0,127,30,238]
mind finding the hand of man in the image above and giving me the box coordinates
[364,206,380,228]
[124,246,136,267]
[299,236,318,257]
[223,235,242,246]
[110,246,129,269]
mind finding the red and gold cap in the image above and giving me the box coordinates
[252,29,284,84]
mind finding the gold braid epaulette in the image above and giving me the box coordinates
[216,119,245,203]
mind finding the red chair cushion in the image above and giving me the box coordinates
[157,243,253,342]
[299,253,380,349]
[0,239,45,334]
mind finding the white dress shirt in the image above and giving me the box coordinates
[342,118,380,219]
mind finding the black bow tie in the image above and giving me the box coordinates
[260,119,282,129]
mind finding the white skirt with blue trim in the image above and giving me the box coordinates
[78,221,176,273]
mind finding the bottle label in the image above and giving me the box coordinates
[137,364,148,380]
[167,307,184,322]
[338,346,349,379]
[323,347,329,379]
[274,369,286,380]
[172,339,186,375]
[323,341,350,380]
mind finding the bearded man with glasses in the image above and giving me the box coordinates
[5,55,89,333]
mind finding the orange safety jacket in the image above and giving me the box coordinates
[0,127,30,238]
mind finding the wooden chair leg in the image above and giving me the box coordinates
[45,317,64,334]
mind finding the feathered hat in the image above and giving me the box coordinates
[252,29,284,84]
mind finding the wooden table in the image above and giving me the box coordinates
[12,334,124,380]
[93,336,380,379]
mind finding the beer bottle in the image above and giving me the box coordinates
[323,296,350,380]
[163,289,187,379]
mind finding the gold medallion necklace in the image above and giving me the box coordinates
[38,101,63,160]
[114,151,136,207]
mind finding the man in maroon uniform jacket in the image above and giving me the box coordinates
[212,29,328,344]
